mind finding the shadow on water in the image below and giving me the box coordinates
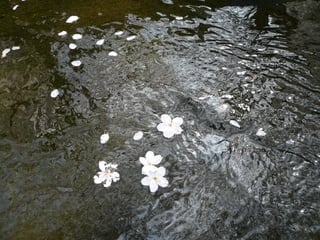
[0,0,320,239]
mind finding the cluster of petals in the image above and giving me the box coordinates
[157,114,183,138]
[140,151,168,193]
[93,161,120,188]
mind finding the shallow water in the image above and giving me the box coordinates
[1,0,320,239]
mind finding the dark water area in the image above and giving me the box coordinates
[1,0,320,239]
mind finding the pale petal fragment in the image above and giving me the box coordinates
[1,48,11,58]
[172,117,183,126]
[158,176,169,187]
[11,46,20,51]
[108,51,118,57]
[152,155,162,165]
[13,5,19,11]
[141,176,150,186]
[94,175,104,184]
[58,31,67,36]
[71,60,82,67]
[157,166,166,177]
[133,131,143,140]
[96,39,104,45]
[111,172,120,182]
[229,120,241,128]
[72,34,82,40]
[114,31,124,36]
[126,35,136,41]
[66,16,79,23]
[145,151,155,160]
[163,128,175,138]
[99,161,107,171]
[50,89,59,98]
[149,180,159,193]
[103,178,112,188]
[142,165,158,175]
[173,126,183,134]
[160,114,171,124]
[157,123,168,132]
[256,128,267,136]
[100,133,109,144]
[69,43,77,49]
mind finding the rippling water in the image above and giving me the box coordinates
[1,0,320,239]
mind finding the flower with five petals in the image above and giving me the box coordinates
[93,161,120,188]
[157,114,183,138]
[141,166,169,193]
[139,151,162,175]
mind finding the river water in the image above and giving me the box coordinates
[0,0,320,239]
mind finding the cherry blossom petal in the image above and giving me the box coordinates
[145,151,155,160]
[158,176,169,187]
[173,126,183,134]
[58,31,67,36]
[99,161,107,171]
[172,117,183,126]
[163,128,175,138]
[161,114,171,124]
[126,35,136,41]
[152,155,162,165]
[156,166,166,177]
[157,123,168,132]
[111,172,120,182]
[66,16,79,23]
[133,131,143,140]
[139,157,147,166]
[96,39,104,45]
[141,176,150,186]
[93,175,104,184]
[149,180,159,193]
[50,89,59,98]
[69,43,77,49]
[142,165,158,175]
[100,133,109,144]
[103,178,112,188]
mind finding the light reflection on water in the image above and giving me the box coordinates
[1,0,320,239]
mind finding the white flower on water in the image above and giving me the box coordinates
[141,166,168,193]
[66,16,79,24]
[93,161,120,188]
[157,114,183,138]
[100,133,109,144]
[139,151,162,175]
[133,131,143,141]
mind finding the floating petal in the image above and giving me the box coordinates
[103,178,112,188]
[58,31,67,36]
[149,180,159,193]
[141,176,150,186]
[12,5,19,11]
[114,31,124,36]
[11,46,20,51]
[72,34,82,40]
[1,48,11,58]
[50,89,59,98]
[256,128,267,136]
[99,161,107,171]
[160,114,171,124]
[108,51,118,57]
[96,39,104,45]
[158,176,169,187]
[66,16,79,23]
[133,131,143,140]
[100,133,109,144]
[172,117,183,126]
[229,120,241,128]
[71,60,82,67]
[126,35,136,41]
[69,43,77,49]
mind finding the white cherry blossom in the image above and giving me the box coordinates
[157,114,183,138]
[139,151,162,175]
[141,167,168,193]
[93,161,120,188]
